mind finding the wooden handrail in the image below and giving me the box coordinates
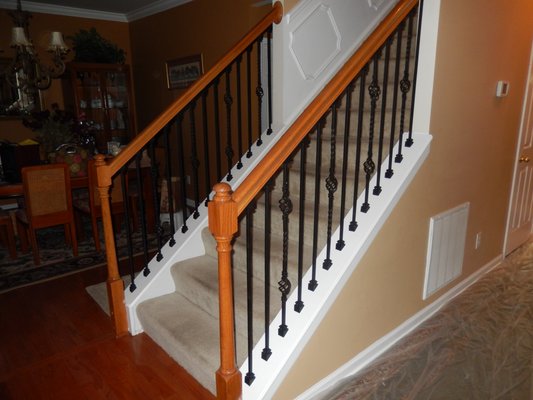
[232,0,418,215]
[96,1,284,187]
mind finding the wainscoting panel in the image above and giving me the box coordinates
[423,203,469,299]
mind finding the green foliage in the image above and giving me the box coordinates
[69,28,126,64]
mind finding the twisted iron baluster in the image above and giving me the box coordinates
[308,121,323,291]
[224,67,234,181]
[256,36,264,146]
[213,77,222,181]
[135,151,150,277]
[261,178,274,361]
[175,113,189,233]
[323,101,340,271]
[278,161,292,337]
[188,101,200,219]
[373,38,392,196]
[266,28,273,136]
[120,166,136,292]
[236,55,244,169]
[396,7,414,163]
[163,124,176,246]
[361,53,381,213]
[201,91,211,205]
[295,136,310,313]
[337,82,355,249]
[385,23,405,178]
[244,200,256,385]
[406,4,423,147]
[246,47,253,158]
[350,67,368,231]
[148,141,163,261]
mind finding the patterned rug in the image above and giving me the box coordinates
[0,224,161,293]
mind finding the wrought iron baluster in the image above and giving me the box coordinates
[278,161,292,337]
[224,67,234,181]
[373,38,392,196]
[213,78,222,181]
[119,165,136,291]
[266,28,273,136]
[337,83,355,249]
[236,55,244,169]
[256,36,264,146]
[396,6,414,163]
[323,101,339,271]
[175,113,189,233]
[407,4,423,147]
[201,91,211,205]
[163,124,176,246]
[246,47,253,158]
[350,67,368,231]
[261,178,274,361]
[149,141,163,261]
[295,136,310,313]
[188,101,200,219]
[385,24,405,178]
[135,150,150,277]
[308,122,323,291]
[361,53,381,213]
[244,200,256,385]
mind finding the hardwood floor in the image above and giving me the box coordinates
[0,265,216,400]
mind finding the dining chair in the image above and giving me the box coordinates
[15,163,78,265]
[74,159,137,252]
[0,210,17,259]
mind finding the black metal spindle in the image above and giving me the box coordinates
[224,68,234,181]
[175,114,189,233]
[266,29,273,136]
[256,37,264,146]
[350,67,368,231]
[308,122,323,291]
[188,102,200,219]
[148,141,163,261]
[278,161,292,337]
[119,166,136,291]
[385,24,404,178]
[261,178,274,361]
[323,101,339,271]
[163,124,176,246]
[373,38,392,196]
[361,53,381,213]
[246,47,253,158]
[236,55,244,169]
[134,151,150,277]
[201,92,211,205]
[295,136,310,313]
[406,3,423,147]
[213,78,223,181]
[337,83,355,249]
[244,201,256,386]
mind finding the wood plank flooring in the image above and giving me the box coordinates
[0,265,216,400]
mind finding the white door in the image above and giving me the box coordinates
[505,42,533,255]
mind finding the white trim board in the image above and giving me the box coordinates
[296,254,502,400]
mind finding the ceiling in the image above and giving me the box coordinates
[0,0,192,22]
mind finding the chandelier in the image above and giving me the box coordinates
[6,0,69,95]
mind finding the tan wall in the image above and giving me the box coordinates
[129,0,271,131]
[274,0,533,398]
[0,9,131,144]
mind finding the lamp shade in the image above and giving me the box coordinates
[11,26,31,47]
[48,31,68,51]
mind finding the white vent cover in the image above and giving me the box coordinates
[423,203,469,299]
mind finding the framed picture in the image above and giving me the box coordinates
[166,54,204,89]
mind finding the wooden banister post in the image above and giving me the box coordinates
[208,183,242,400]
[95,155,128,338]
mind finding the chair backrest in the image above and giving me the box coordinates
[21,163,72,219]
[87,159,124,207]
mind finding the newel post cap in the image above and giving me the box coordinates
[208,183,238,237]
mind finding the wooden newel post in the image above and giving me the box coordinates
[208,183,242,400]
[95,155,128,338]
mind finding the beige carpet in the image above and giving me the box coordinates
[320,239,533,400]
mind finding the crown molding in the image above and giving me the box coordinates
[0,0,192,22]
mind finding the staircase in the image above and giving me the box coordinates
[92,1,431,399]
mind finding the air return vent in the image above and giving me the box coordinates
[423,203,469,299]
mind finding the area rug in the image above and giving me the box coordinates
[0,225,163,294]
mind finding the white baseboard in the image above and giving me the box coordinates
[296,254,503,400]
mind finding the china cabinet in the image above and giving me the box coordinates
[62,62,136,153]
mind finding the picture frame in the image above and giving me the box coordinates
[166,54,204,89]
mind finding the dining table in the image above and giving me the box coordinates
[0,176,89,199]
